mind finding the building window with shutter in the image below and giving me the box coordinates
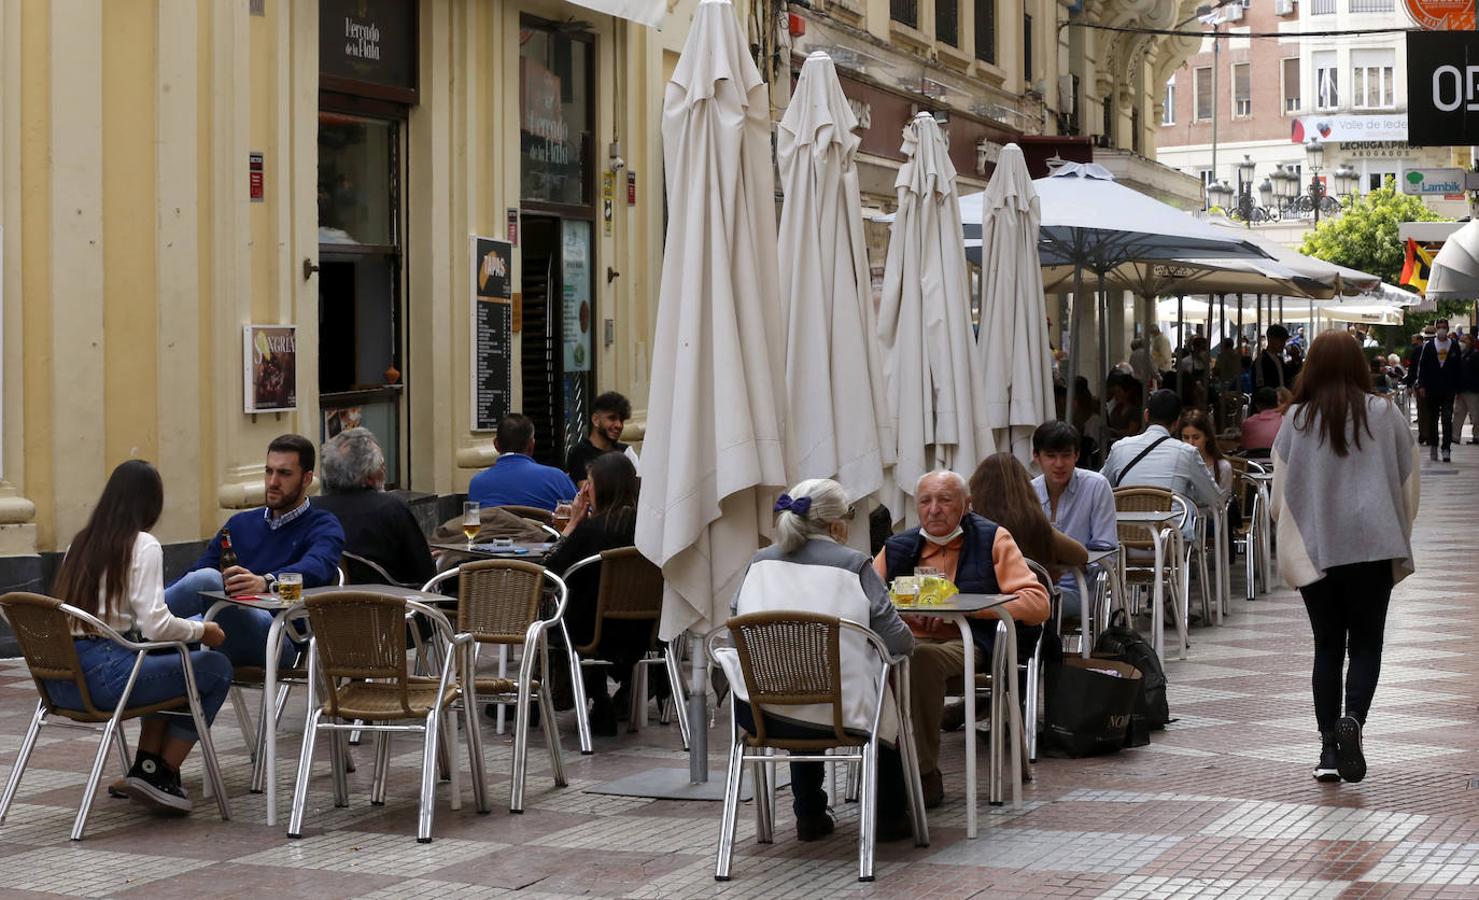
[1163,78,1175,125]
[1352,49,1395,109]
[1314,51,1338,110]
[1023,14,1033,81]
[1194,66,1212,121]
[1281,57,1300,114]
[890,0,918,29]
[1233,63,1251,117]
[975,0,995,64]
[936,0,959,47]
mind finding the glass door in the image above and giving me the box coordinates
[317,107,406,485]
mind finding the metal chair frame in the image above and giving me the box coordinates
[287,594,482,843]
[1113,488,1195,660]
[0,592,231,840]
[562,549,689,751]
[706,613,928,884]
[422,562,571,813]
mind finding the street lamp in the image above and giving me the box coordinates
[1305,138,1328,226]
[1222,155,1274,226]
[1208,179,1233,211]
[1334,164,1359,200]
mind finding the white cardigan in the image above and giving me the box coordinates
[69,532,204,643]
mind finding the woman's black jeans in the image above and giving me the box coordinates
[1298,559,1394,734]
[734,700,906,820]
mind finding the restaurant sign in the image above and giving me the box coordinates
[320,0,418,101]
[1289,114,1407,144]
[1401,167,1467,195]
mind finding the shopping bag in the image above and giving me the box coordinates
[1042,656,1143,758]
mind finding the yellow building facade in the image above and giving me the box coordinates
[0,0,667,573]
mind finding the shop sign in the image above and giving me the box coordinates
[1403,0,1473,30]
[471,236,514,432]
[627,171,637,205]
[562,222,593,373]
[243,325,298,414]
[1408,31,1479,146]
[1289,114,1407,144]
[506,208,519,246]
[1341,141,1412,158]
[320,0,418,101]
[1401,167,1466,195]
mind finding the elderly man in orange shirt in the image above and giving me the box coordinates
[873,470,1049,810]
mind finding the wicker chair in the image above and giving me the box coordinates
[1112,487,1195,661]
[422,560,570,813]
[1226,457,1272,600]
[562,548,689,750]
[707,612,928,884]
[0,592,231,840]
[287,592,481,843]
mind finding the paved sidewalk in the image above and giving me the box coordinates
[0,451,1473,898]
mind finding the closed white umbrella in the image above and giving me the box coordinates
[777,52,891,537]
[879,112,993,518]
[974,144,1053,464]
[639,0,788,643]
[1427,219,1479,300]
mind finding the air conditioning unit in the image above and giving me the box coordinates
[1274,0,1295,14]
[1222,4,1244,21]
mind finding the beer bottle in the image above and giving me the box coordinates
[218,528,239,571]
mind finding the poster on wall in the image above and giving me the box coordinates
[323,406,364,439]
[562,221,592,373]
[243,325,298,413]
[471,236,515,432]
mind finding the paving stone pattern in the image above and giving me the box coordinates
[0,447,1474,897]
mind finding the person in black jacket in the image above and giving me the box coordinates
[1452,333,1479,446]
[1415,318,1465,462]
[314,428,435,587]
[544,451,648,736]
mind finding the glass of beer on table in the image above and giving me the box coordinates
[553,499,574,532]
[275,572,303,603]
[462,501,481,548]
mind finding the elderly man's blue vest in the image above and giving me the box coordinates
[882,512,1001,650]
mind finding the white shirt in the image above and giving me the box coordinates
[70,532,204,642]
[1101,425,1223,513]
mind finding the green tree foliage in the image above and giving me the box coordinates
[1298,180,1448,285]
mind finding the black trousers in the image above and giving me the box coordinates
[1298,560,1394,734]
[1415,392,1434,444]
[735,701,906,819]
[1422,392,1456,452]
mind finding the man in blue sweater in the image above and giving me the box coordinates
[467,413,578,511]
[165,434,345,668]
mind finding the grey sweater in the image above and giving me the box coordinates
[1271,394,1420,588]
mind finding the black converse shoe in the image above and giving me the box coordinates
[123,753,193,815]
[1313,734,1340,782]
[1335,716,1367,783]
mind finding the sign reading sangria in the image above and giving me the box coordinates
[243,325,298,413]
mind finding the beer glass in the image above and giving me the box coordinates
[275,572,303,603]
[553,499,574,532]
[462,501,481,548]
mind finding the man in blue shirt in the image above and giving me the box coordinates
[165,434,345,669]
[468,413,578,511]
[1030,421,1118,617]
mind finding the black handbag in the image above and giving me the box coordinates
[1042,655,1143,757]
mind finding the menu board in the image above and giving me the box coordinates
[471,237,514,432]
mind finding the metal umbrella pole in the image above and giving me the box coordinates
[1237,292,1244,347]
[1176,293,1185,398]
[1065,258,1086,427]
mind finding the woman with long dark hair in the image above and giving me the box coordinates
[544,451,644,735]
[968,452,1087,584]
[1177,410,1232,495]
[47,461,233,814]
[1272,332,1419,784]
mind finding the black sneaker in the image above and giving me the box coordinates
[1335,716,1367,783]
[123,755,192,815]
[1443,451,1452,463]
[1313,743,1340,782]
[795,812,835,842]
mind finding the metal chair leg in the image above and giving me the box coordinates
[857,738,879,882]
[111,719,131,777]
[538,682,567,789]
[561,621,594,755]
[287,679,322,837]
[72,716,120,841]
[371,730,392,806]
[510,666,535,813]
[1024,652,1041,763]
[416,712,441,843]
[0,702,44,824]
[440,711,462,812]
[665,640,691,750]
[751,752,773,844]
[713,737,745,882]
[845,757,861,803]
[230,685,258,761]
[329,727,350,808]
[892,668,929,847]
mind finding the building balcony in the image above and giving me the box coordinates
[1094,147,1206,210]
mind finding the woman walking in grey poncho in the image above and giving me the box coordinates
[1272,332,1420,784]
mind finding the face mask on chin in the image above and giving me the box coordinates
[922,524,964,546]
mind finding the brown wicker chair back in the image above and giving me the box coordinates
[456,559,546,645]
[1113,487,1175,549]
[577,547,663,653]
[0,592,98,716]
[728,611,853,749]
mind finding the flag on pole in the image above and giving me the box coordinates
[1400,238,1434,293]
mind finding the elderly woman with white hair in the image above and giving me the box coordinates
[313,427,435,587]
[719,478,916,845]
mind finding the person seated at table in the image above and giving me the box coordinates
[1240,387,1284,458]
[1102,390,1222,540]
[872,471,1049,810]
[49,460,233,815]
[314,427,434,587]
[564,391,641,486]
[1031,421,1119,615]
[543,452,649,736]
[723,478,916,843]
[468,413,578,512]
[164,434,344,669]
[1177,410,1233,496]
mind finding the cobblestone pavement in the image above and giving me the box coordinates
[0,451,1473,898]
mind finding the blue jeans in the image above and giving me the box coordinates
[165,569,295,669]
[45,639,232,742]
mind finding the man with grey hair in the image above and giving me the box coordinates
[872,470,1050,809]
[314,428,435,586]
